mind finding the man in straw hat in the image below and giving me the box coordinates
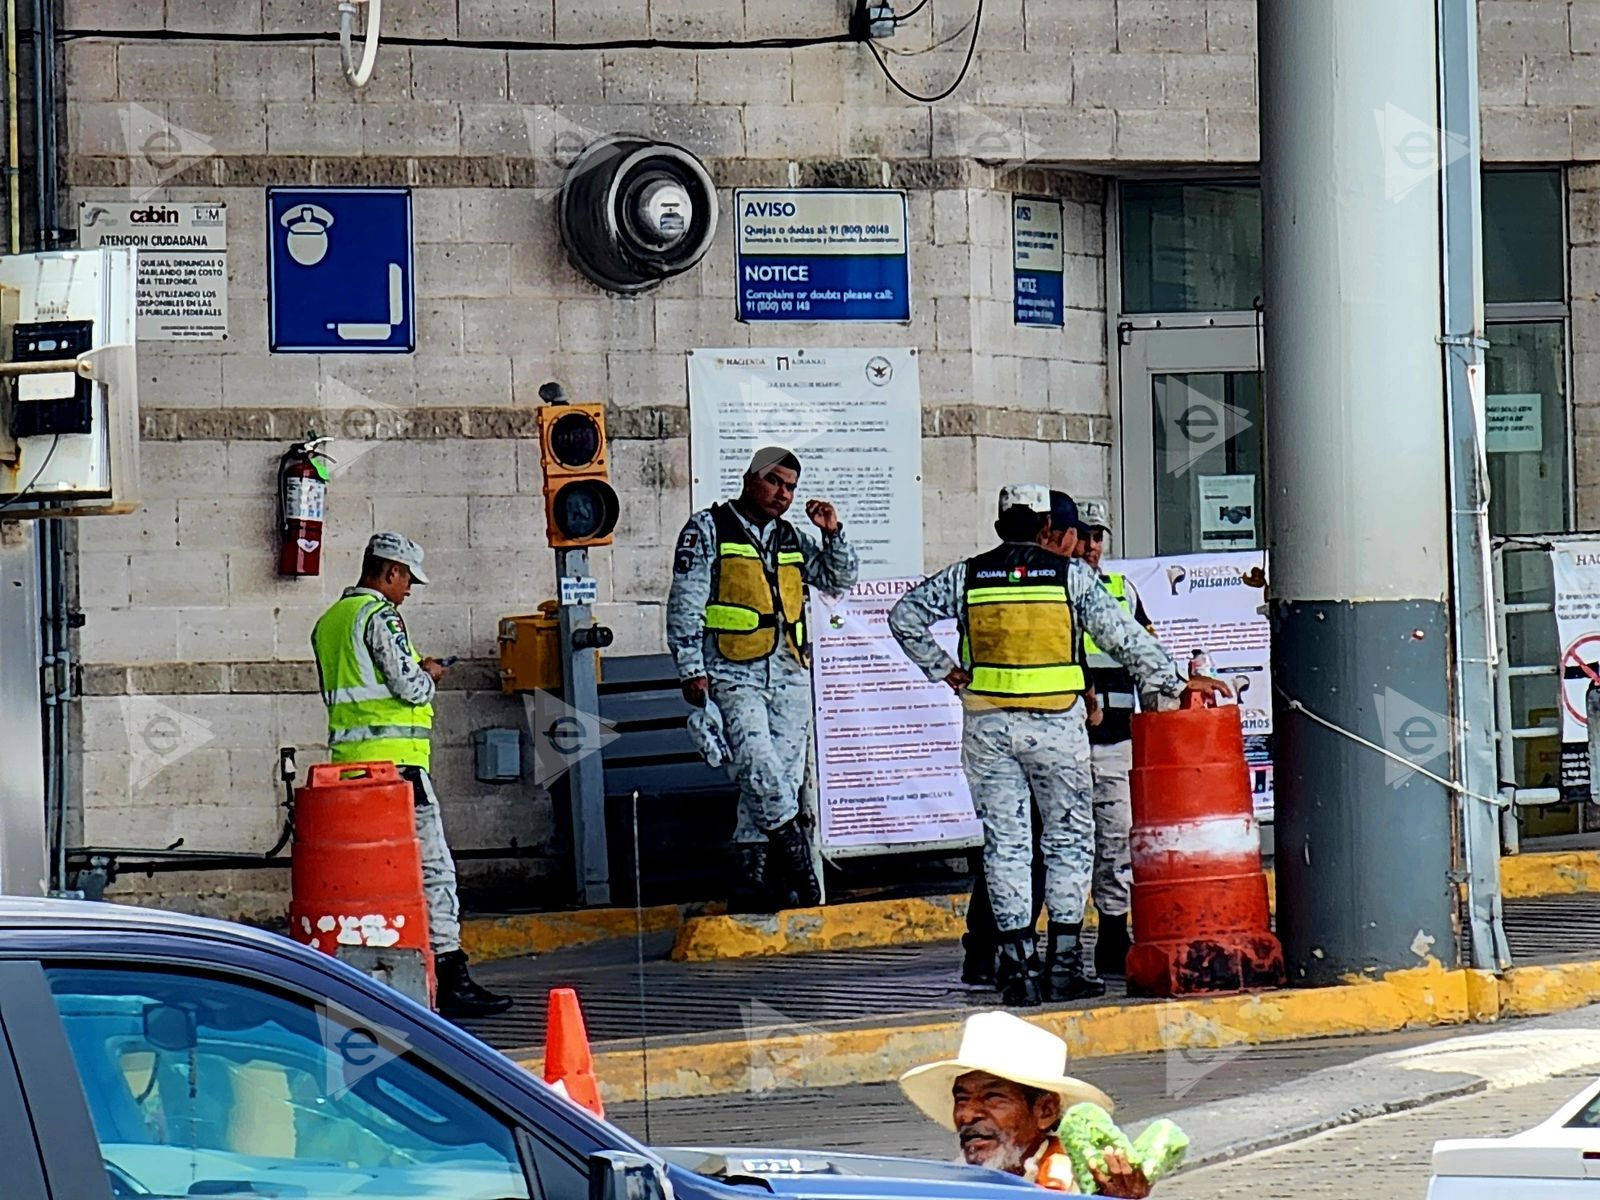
[899,1011,1152,1196]
[902,1017,1152,1196]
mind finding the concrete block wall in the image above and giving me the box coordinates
[54,0,1600,915]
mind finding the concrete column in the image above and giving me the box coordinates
[1259,0,1458,983]
[0,521,47,896]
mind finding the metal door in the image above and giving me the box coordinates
[1116,319,1264,559]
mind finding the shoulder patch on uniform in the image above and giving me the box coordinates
[677,526,700,551]
[674,549,695,575]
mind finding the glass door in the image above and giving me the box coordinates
[1117,322,1264,558]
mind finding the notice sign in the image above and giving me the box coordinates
[809,579,981,855]
[1012,196,1064,327]
[1548,539,1600,798]
[1112,550,1274,820]
[1197,474,1257,549]
[734,189,910,323]
[1487,393,1543,454]
[687,347,923,579]
[78,201,227,340]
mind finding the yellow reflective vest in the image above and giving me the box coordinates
[703,502,810,666]
[1082,572,1131,667]
[960,544,1086,712]
[311,593,433,770]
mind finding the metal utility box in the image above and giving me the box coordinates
[473,728,521,783]
[498,601,602,693]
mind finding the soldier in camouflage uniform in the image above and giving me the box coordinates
[889,486,1229,1006]
[666,447,859,911]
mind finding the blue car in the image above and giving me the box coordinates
[0,898,1033,1200]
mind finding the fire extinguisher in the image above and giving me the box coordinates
[277,436,332,578]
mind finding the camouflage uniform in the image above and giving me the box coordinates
[888,558,1185,933]
[327,586,461,955]
[666,505,859,840]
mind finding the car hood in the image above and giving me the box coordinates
[661,1147,1036,1196]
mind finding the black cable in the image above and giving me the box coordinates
[54,26,859,52]
[0,433,62,516]
[868,0,982,103]
[896,0,934,22]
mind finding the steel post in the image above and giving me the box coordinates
[556,547,610,906]
[1259,0,1458,982]
[0,520,47,896]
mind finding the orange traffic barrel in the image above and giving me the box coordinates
[1125,698,1284,997]
[290,761,434,1004]
[544,988,605,1117]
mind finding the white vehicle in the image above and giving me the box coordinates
[1427,1076,1600,1197]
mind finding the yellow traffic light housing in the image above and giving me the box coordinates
[537,397,619,548]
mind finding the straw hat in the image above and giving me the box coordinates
[898,1012,1114,1131]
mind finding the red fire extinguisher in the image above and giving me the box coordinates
[278,436,332,578]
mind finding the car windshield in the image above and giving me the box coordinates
[47,966,530,1200]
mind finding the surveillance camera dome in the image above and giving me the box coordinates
[558,135,719,295]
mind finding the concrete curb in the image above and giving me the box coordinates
[464,849,1600,965]
[515,958,1600,1104]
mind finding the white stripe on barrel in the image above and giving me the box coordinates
[1131,815,1261,871]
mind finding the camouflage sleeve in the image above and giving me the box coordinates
[1126,579,1156,632]
[665,511,717,682]
[363,603,436,706]
[1072,562,1185,697]
[888,562,966,682]
[799,524,860,598]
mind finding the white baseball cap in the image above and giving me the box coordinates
[997,483,1051,517]
[1079,499,1112,532]
[367,531,429,584]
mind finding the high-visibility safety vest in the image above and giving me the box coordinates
[311,593,434,770]
[959,543,1086,712]
[703,502,810,667]
[1082,573,1132,668]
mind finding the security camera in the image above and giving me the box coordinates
[558,135,718,295]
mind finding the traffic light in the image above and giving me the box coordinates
[536,394,619,548]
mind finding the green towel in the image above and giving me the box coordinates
[1056,1104,1190,1194]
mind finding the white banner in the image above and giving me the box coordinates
[808,550,1274,854]
[809,580,981,855]
[1549,538,1600,746]
[1112,550,1273,821]
[687,347,923,579]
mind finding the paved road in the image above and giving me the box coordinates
[605,1022,1534,1159]
[1162,1070,1592,1198]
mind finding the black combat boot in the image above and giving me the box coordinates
[960,933,997,987]
[995,932,1041,1007]
[1093,912,1131,980]
[1044,922,1106,1002]
[435,950,514,1019]
[727,843,778,915]
[766,818,822,908]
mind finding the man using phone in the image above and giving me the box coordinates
[311,532,513,1020]
[666,447,859,912]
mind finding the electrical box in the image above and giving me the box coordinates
[473,728,522,784]
[0,249,140,517]
[498,601,602,694]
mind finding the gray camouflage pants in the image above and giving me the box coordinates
[961,706,1095,931]
[401,766,462,955]
[1090,738,1134,918]
[711,673,811,843]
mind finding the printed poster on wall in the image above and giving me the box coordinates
[1196,474,1257,550]
[77,200,227,340]
[687,347,924,580]
[1012,196,1064,327]
[1549,537,1600,796]
[807,551,1274,858]
[734,189,911,323]
[1111,550,1274,821]
[809,580,981,856]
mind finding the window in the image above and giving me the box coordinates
[1120,182,1264,314]
[45,966,531,1200]
[1484,170,1565,305]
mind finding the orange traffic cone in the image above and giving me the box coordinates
[544,987,605,1118]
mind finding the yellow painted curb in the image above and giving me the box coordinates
[1501,850,1600,899]
[516,957,1600,1104]
[461,904,691,963]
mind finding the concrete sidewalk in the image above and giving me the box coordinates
[457,892,1600,1103]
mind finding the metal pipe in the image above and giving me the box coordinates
[4,0,19,253]
[1438,0,1511,970]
